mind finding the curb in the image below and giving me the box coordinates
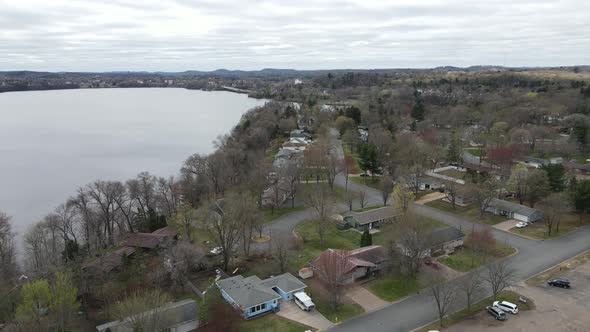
[525,249,590,285]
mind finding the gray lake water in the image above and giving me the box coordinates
[0,88,266,237]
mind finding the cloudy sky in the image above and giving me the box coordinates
[0,0,588,71]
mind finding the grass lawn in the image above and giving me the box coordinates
[290,219,362,273]
[439,242,515,272]
[425,199,507,225]
[416,290,535,332]
[314,300,364,323]
[463,148,485,157]
[512,212,590,240]
[349,175,380,189]
[342,145,362,174]
[438,169,466,180]
[262,206,306,223]
[238,315,312,332]
[353,204,384,212]
[366,274,422,302]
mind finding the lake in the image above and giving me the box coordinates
[0,88,266,237]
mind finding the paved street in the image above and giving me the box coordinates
[258,130,590,332]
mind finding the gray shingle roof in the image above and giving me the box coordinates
[428,227,466,247]
[488,198,542,218]
[259,273,307,294]
[348,206,398,225]
[216,275,280,310]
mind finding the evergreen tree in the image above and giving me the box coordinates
[358,143,380,175]
[360,229,372,247]
[541,164,566,192]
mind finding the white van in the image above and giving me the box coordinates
[493,300,518,314]
[293,291,315,311]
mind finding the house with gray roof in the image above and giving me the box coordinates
[216,273,307,319]
[427,227,466,255]
[485,198,543,223]
[342,206,399,231]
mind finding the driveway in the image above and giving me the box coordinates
[276,300,334,331]
[344,284,388,312]
[493,219,519,232]
[415,192,446,204]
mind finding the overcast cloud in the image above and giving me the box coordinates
[0,0,588,71]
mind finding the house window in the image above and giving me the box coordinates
[252,303,267,313]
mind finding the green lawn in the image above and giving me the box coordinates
[238,315,312,332]
[349,175,380,189]
[463,148,485,157]
[262,206,306,223]
[417,290,535,332]
[439,241,515,272]
[512,212,590,240]
[291,219,361,272]
[314,300,364,323]
[366,274,422,302]
[425,199,507,225]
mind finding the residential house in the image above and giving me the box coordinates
[216,273,306,319]
[453,186,473,205]
[96,299,198,332]
[82,247,136,274]
[563,160,590,177]
[341,206,399,231]
[427,227,466,256]
[485,198,543,223]
[311,246,388,285]
[122,225,177,249]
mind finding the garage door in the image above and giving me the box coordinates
[513,213,528,222]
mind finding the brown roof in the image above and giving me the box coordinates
[563,160,590,171]
[312,245,387,275]
[83,247,136,274]
[152,226,178,237]
[348,206,398,225]
[123,233,166,248]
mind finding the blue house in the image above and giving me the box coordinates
[216,273,307,319]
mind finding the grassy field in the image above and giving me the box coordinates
[238,315,312,332]
[262,205,306,223]
[349,175,380,189]
[463,147,485,157]
[416,290,535,331]
[425,199,507,225]
[313,297,364,323]
[512,212,590,240]
[366,274,422,302]
[439,242,515,272]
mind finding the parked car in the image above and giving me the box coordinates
[493,300,518,314]
[209,246,223,255]
[486,306,507,321]
[293,291,315,311]
[548,278,571,288]
[515,222,528,228]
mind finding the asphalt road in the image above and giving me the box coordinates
[328,200,590,332]
[259,131,590,332]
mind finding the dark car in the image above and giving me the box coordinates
[548,278,571,288]
[486,306,506,321]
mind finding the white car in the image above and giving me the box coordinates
[209,246,223,255]
[493,300,518,314]
[515,222,528,228]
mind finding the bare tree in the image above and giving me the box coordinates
[274,239,290,273]
[379,176,394,206]
[359,190,367,209]
[345,191,355,211]
[508,164,528,205]
[87,180,126,246]
[303,184,335,248]
[539,192,571,237]
[392,213,431,277]
[281,161,303,208]
[234,193,261,257]
[463,272,484,316]
[392,182,414,213]
[471,179,500,217]
[315,249,349,311]
[176,204,198,242]
[0,211,18,283]
[203,195,243,271]
[485,260,515,301]
[429,278,457,328]
[443,180,459,209]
